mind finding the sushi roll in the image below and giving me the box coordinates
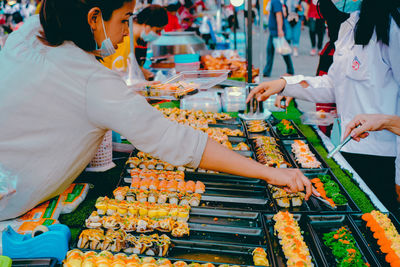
[146,159,157,170]
[127,202,138,216]
[85,211,103,229]
[157,190,168,204]
[185,181,195,193]
[156,218,172,232]
[292,196,304,207]
[140,178,151,191]
[155,162,164,170]
[168,192,179,205]
[126,189,137,202]
[252,247,269,266]
[157,258,173,267]
[77,229,104,250]
[177,206,190,222]
[158,179,168,190]
[189,193,201,207]
[188,263,202,267]
[130,168,141,179]
[103,214,122,229]
[148,190,158,203]
[149,179,159,190]
[177,181,186,193]
[167,180,178,192]
[131,177,141,189]
[173,261,188,267]
[127,157,141,168]
[195,181,205,194]
[106,199,119,216]
[136,218,150,233]
[137,190,149,203]
[121,217,137,232]
[197,168,206,173]
[113,186,129,201]
[179,194,190,206]
[95,197,109,215]
[177,166,186,172]
[276,197,290,208]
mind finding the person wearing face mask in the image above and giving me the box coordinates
[102,5,168,81]
[248,0,400,212]
[0,0,317,221]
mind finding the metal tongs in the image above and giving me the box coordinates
[327,125,362,158]
[246,85,264,116]
[311,195,337,210]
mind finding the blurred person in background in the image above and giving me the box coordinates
[164,3,182,32]
[284,0,307,56]
[305,0,325,55]
[263,0,294,77]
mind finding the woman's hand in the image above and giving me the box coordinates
[246,78,287,103]
[141,67,155,80]
[265,168,319,200]
[275,95,293,109]
[344,114,388,141]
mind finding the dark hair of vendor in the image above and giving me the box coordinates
[135,5,168,27]
[38,0,133,51]
[355,0,400,46]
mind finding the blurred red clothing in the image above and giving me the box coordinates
[307,0,323,19]
[164,12,182,32]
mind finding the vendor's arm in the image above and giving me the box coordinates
[199,138,318,199]
[247,74,336,104]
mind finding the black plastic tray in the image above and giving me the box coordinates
[263,213,324,267]
[303,169,361,213]
[281,139,329,169]
[11,258,58,267]
[267,118,306,140]
[74,208,273,266]
[352,212,400,267]
[307,214,382,267]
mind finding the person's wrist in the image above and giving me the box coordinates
[278,77,287,94]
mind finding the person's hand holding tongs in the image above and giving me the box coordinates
[327,119,366,158]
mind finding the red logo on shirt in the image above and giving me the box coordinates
[352,57,360,71]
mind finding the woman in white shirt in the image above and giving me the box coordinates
[0,0,316,220]
[248,0,400,211]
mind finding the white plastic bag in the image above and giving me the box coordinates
[273,37,292,55]
[0,165,17,212]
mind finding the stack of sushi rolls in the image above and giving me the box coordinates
[77,230,171,255]
[64,248,243,267]
[254,136,290,168]
[113,186,203,207]
[291,140,321,169]
[273,211,313,267]
[268,185,305,208]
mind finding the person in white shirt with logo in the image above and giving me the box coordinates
[247,0,400,212]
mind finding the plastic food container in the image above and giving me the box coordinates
[222,87,246,112]
[174,61,200,73]
[180,91,221,112]
[300,110,335,126]
[166,70,230,90]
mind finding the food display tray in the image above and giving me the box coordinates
[166,70,230,90]
[263,213,324,267]
[208,123,246,138]
[10,258,58,267]
[120,168,275,212]
[307,214,382,267]
[280,139,329,170]
[303,169,361,213]
[73,208,273,266]
[267,118,307,140]
[352,212,400,266]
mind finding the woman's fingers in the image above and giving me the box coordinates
[246,84,267,103]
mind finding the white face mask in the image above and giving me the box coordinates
[95,14,116,57]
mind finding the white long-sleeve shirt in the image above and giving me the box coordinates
[281,12,400,183]
[0,15,208,220]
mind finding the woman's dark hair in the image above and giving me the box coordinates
[12,11,23,24]
[135,5,168,27]
[355,0,400,45]
[39,0,132,51]
[166,3,180,12]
